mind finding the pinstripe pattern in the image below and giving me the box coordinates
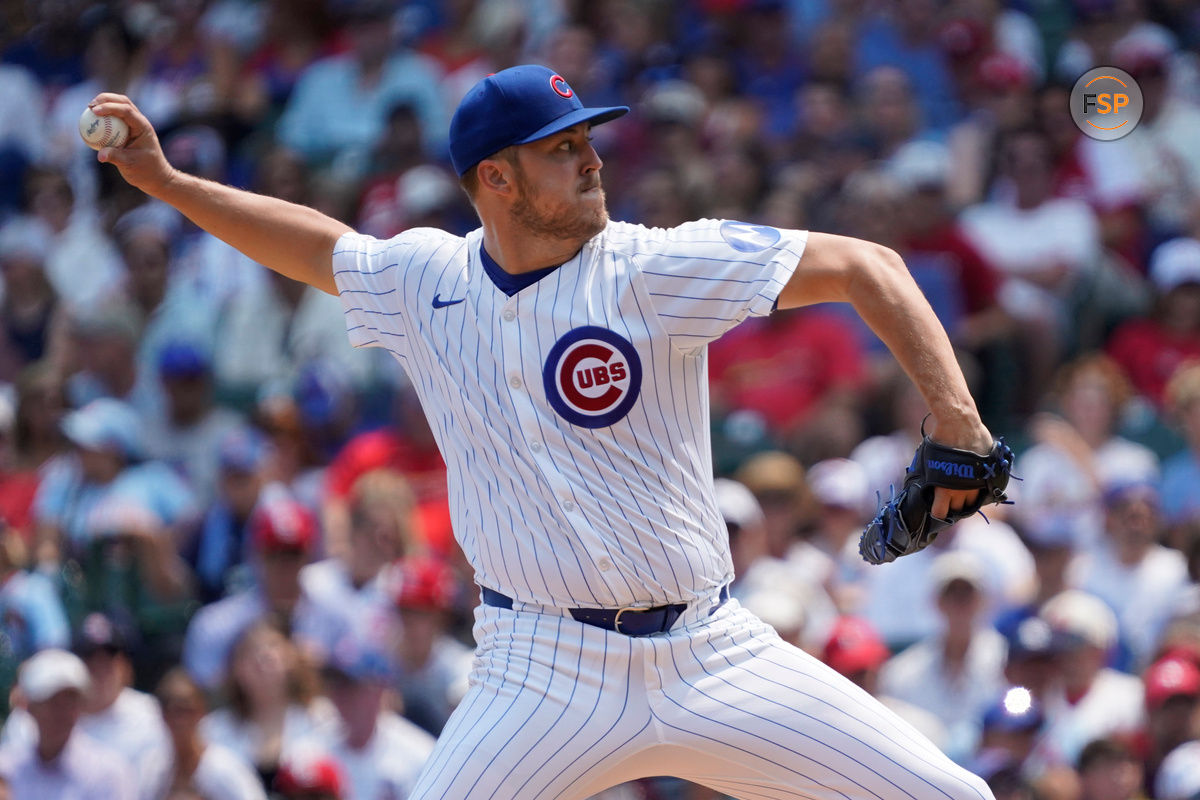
[332,220,804,609]
[407,601,992,800]
[332,220,995,799]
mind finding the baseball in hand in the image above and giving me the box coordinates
[79,107,129,150]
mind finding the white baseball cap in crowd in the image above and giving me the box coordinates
[1149,237,1200,293]
[0,215,53,264]
[19,649,91,703]
[1039,589,1118,651]
[885,140,951,192]
[930,550,986,595]
[714,478,764,531]
[807,458,871,515]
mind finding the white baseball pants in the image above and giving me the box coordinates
[409,595,995,800]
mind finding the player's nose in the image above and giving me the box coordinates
[582,141,603,173]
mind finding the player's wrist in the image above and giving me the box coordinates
[927,412,992,453]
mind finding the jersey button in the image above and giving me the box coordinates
[530,441,543,453]
[562,500,576,513]
[509,375,522,389]
[503,310,516,322]
[598,557,612,571]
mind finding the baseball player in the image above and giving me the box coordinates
[91,64,1002,799]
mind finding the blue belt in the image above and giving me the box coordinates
[480,585,730,637]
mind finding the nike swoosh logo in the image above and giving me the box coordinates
[432,294,465,309]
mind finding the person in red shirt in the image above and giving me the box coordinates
[323,387,452,560]
[1108,238,1200,409]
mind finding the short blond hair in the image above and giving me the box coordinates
[1052,352,1133,410]
[348,468,419,556]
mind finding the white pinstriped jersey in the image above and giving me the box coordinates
[333,219,806,609]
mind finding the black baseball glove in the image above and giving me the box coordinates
[859,436,1014,565]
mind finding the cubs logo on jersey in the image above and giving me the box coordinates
[719,220,782,253]
[542,326,642,429]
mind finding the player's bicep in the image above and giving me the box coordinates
[776,232,892,310]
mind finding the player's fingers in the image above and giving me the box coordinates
[88,96,153,139]
[933,487,980,520]
[97,145,135,166]
[931,488,951,520]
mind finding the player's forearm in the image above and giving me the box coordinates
[846,246,990,450]
[151,169,350,295]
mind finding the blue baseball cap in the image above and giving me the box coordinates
[449,65,628,176]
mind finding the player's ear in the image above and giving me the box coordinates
[477,158,515,197]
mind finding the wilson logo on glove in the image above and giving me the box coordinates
[928,461,976,479]
[859,436,1014,565]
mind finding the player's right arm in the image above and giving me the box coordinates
[88,93,350,295]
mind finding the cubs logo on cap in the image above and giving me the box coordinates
[543,326,642,428]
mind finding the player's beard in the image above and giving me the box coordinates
[511,171,608,242]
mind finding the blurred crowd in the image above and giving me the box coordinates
[0,0,1199,799]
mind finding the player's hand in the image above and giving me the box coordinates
[925,415,994,520]
[86,93,175,196]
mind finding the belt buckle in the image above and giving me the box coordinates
[612,605,642,635]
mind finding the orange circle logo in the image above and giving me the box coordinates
[1070,66,1143,141]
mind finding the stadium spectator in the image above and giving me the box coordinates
[3,611,169,784]
[886,139,1012,360]
[388,556,471,736]
[322,384,453,559]
[189,426,272,603]
[212,269,376,403]
[1108,238,1200,410]
[0,524,68,713]
[1,364,66,541]
[1138,654,1200,795]
[1075,736,1145,800]
[0,216,57,382]
[1029,590,1145,773]
[70,611,166,776]
[21,166,124,313]
[821,615,947,751]
[1111,37,1200,239]
[786,457,873,616]
[232,0,338,120]
[1069,479,1188,669]
[708,304,867,451]
[1015,353,1159,550]
[879,551,1008,762]
[276,0,447,173]
[305,632,435,800]
[944,52,1038,211]
[973,687,1046,777]
[0,648,136,799]
[144,667,266,800]
[182,493,322,689]
[304,469,417,657]
[959,128,1103,409]
[146,340,245,507]
[199,621,336,789]
[854,1,961,132]
[32,398,197,629]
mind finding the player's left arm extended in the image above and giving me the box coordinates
[776,232,994,519]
